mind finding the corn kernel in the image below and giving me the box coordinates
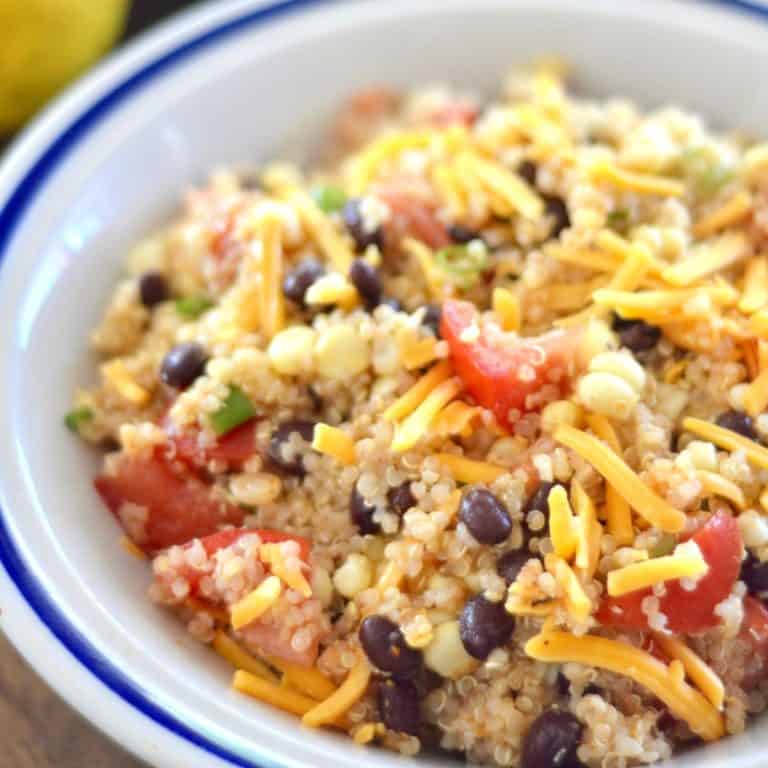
[684,441,718,472]
[315,325,371,379]
[576,319,616,370]
[589,351,646,393]
[577,371,639,420]
[311,567,334,608]
[267,326,316,375]
[305,273,358,309]
[333,554,373,598]
[540,400,584,434]
[424,621,479,680]
[229,472,282,506]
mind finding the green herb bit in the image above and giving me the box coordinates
[64,406,93,433]
[678,147,734,197]
[175,295,214,320]
[312,185,347,213]
[435,243,489,289]
[649,533,677,558]
[209,386,256,436]
[606,209,630,232]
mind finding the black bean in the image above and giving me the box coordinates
[343,198,383,251]
[616,319,661,353]
[524,482,558,515]
[138,271,169,308]
[268,420,316,476]
[543,195,570,238]
[556,672,571,696]
[350,485,379,534]
[388,483,415,516]
[422,304,442,337]
[160,342,208,389]
[414,667,444,696]
[496,550,530,585]
[522,710,584,768]
[517,160,538,187]
[378,679,421,735]
[459,594,516,660]
[359,615,422,678]
[447,224,481,245]
[459,488,512,545]
[282,259,325,305]
[715,410,756,440]
[349,258,383,309]
[742,554,768,596]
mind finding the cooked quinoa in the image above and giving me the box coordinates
[68,63,768,767]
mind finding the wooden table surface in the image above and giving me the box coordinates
[0,3,200,767]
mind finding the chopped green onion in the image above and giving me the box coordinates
[606,209,630,232]
[175,295,214,320]
[678,147,734,197]
[435,243,489,289]
[64,406,93,433]
[209,386,256,436]
[312,185,347,213]
[649,533,676,558]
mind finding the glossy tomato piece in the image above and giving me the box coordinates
[441,299,574,428]
[598,512,743,634]
[377,188,450,250]
[167,418,258,469]
[95,453,244,551]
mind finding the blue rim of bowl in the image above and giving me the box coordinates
[0,0,767,766]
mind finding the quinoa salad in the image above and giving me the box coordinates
[66,63,768,767]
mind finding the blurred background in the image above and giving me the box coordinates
[1,0,204,141]
[1,6,207,766]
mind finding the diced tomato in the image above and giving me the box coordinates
[167,418,258,469]
[240,623,318,667]
[95,453,244,551]
[377,188,451,250]
[195,528,311,562]
[441,299,575,428]
[428,103,479,128]
[597,512,743,634]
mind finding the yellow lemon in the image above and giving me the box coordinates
[0,0,129,135]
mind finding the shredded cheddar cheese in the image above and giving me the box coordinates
[234,669,317,716]
[652,633,725,711]
[742,367,768,418]
[383,361,453,422]
[548,485,578,560]
[740,256,768,314]
[101,360,150,405]
[545,554,591,622]
[586,414,634,546]
[259,543,312,598]
[555,425,686,532]
[571,479,601,578]
[230,575,282,629]
[257,210,285,339]
[606,553,708,597]
[391,377,463,451]
[213,632,279,683]
[525,632,724,741]
[434,453,507,484]
[693,190,753,239]
[492,286,521,331]
[403,237,448,300]
[662,232,749,287]
[263,656,337,701]
[682,417,768,470]
[302,657,371,727]
[397,328,439,370]
[590,160,685,197]
[291,191,354,272]
[431,400,481,438]
[312,423,357,466]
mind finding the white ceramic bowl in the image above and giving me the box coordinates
[2,1,768,766]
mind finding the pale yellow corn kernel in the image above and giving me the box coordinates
[229,472,282,506]
[267,326,316,376]
[742,143,768,182]
[333,554,373,599]
[576,319,616,370]
[311,567,334,608]
[101,360,151,405]
[589,351,646,393]
[540,400,584,434]
[305,273,358,309]
[423,621,479,680]
[684,441,718,472]
[315,325,370,379]
[577,372,639,420]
